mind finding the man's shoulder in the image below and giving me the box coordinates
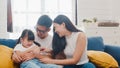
[47,34,53,39]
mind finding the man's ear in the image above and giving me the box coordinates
[47,28,51,32]
[62,22,66,27]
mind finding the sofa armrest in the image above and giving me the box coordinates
[104,45,120,66]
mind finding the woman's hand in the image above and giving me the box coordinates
[39,57,53,64]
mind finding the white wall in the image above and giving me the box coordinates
[77,0,120,25]
[0,0,9,38]
[0,0,120,38]
[109,0,120,20]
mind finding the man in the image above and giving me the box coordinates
[35,15,52,48]
[12,15,60,68]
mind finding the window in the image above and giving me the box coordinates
[10,0,75,38]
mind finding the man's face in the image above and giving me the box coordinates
[35,25,49,39]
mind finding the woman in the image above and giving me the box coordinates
[40,15,95,68]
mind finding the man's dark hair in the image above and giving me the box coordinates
[37,15,52,28]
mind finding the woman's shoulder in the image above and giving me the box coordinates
[77,32,87,40]
[73,32,85,36]
[72,32,86,39]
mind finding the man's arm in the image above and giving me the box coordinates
[12,51,23,63]
[35,47,53,59]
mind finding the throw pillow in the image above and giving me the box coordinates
[87,50,118,68]
[0,45,15,68]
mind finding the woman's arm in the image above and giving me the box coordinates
[40,32,87,65]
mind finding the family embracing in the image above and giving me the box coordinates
[12,15,95,68]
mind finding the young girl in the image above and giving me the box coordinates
[12,29,59,68]
[12,29,41,66]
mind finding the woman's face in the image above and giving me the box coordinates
[53,23,65,37]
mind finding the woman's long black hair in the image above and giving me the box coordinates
[15,29,40,47]
[52,15,82,58]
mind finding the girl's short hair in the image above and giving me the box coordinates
[16,29,41,47]
[16,29,35,44]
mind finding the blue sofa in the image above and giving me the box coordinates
[87,36,120,66]
[0,36,120,66]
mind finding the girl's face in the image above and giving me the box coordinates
[20,37,34,48]
[53,23,65,37]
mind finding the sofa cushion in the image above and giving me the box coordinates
[87,36,105,51]
[104,45,120,66]
[87,50,118,68]
[0,39,17,48]
[0,45,14,68]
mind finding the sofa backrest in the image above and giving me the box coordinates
[87,36,105,51]
[0,36,105,51]
[0,39,17,48]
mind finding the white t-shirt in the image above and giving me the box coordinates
[14,43,36,52]
[35,33,53,49]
